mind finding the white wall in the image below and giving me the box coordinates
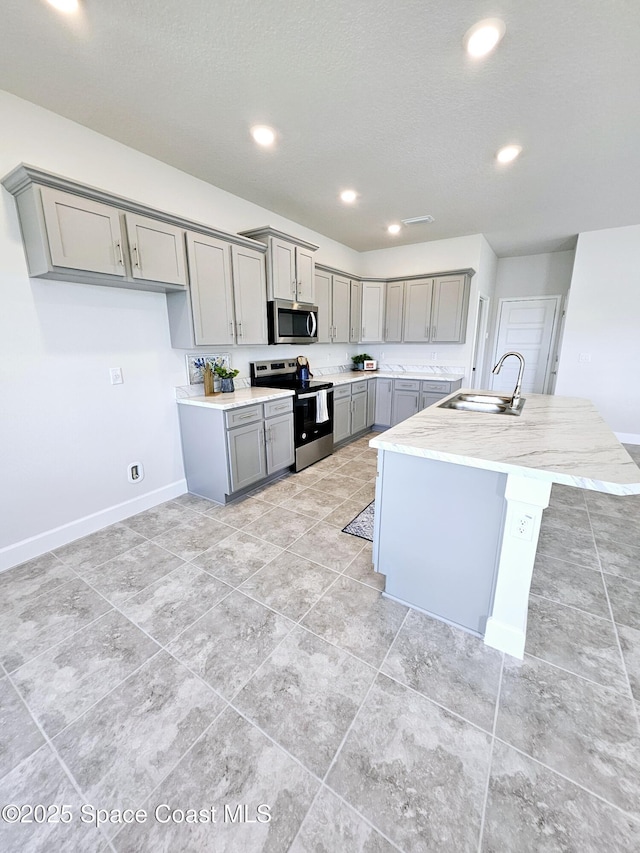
[555,225,640,440]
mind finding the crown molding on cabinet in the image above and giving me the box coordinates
[238,226,319,253]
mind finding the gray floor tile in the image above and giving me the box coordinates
[0,577,111,672]
[118,564,231,645]
[537,524,599,568]
[151,515,235,561]
[323,497,373,530]
[604,573,640,630]
[0,553,74,614]
[526,595,627,691]
[541,504,593,533]
[291,786,397,853]
[168,590,293,699]
[0,676,44,778]
[121,499,198,539]
[382,609,502,731]
[596,538,640,583]
[53,523,146,571]
[585,489,640,519]
[624,443,640,464]
[244,507,317,548]
[171,492,217,513]
[0,746,105,853]
[302,576,407,667]
[305,454,348,476]
[352,482,377,504]
[53,652,223,822]
[313,472,365,500]
[252,475,307,505]
[618,622,640,702]
[327,674,492,853]
[334,457,378,482]
[240,551,337,621]
[549,484,587,511]
[12,610,158,737]
[590,511,640,551]
[496,654,640,817]
[482,740,640,853]
[287,522,365,572]
[344,546,385,591]
[78,541,184,606]
[204,495,273,527]
[115,706,317,852]
[192,530,283,586]
[236,627,375,777]
[280,486,346,519]
[530,552,609,617]
[289,463,331,487]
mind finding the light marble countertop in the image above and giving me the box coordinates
[319,371,464,385]
[176,387,294,410]
[370,390,640,495]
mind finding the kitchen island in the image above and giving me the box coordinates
[369,391,640,658]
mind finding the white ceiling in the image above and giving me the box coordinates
[2,0,639,256]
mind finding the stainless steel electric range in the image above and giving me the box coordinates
[250,360,334,471]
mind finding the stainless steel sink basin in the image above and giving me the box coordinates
[438,392,526,416]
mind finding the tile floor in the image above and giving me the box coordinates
[1,437,640,851]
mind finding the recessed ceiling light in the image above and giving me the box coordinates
[464,18,506,57]
[387,223,401,235]
[250,125,276,147]
[340,190,357,204]
[46,0,79,12]
[496,144,522,163]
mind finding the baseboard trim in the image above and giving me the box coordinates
[0,479,187,573]
[484,617,526,660]
[615,432,640,446]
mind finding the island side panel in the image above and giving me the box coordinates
[374,450,507,636]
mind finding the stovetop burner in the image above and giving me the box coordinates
[249,359,333,395]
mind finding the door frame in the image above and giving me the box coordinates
[491,295,563,395]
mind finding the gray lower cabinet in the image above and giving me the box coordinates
[178,397,294,503]
[351,391,368,434]
[367,378,376,427]
[333,395,352,444]
[375,378,393,426]
[333,381,372,443]
[392,388,420,426]
[419,379,464,411]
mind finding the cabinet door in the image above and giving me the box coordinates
[231,245,268,345]
[332,275,351,343]
[361,282,385,343]
[314,270,332,343]
[270,238,297,300]
[227,422,267,492]
[186,232,235,346]
[385,281,404,341]
[40,187,125,277]
[295,246,315,303]
[375,378,393,426]
[333,396,352,443]
[351,392,368,435]
[392,390,419,426]
[367,378,376,427]
[403,279,433,342]
[420,392,444,410]
[349,281,361,343]
[124,213,187,287]
[265,414,295,474]
[431,275,468,343]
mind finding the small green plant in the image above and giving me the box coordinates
[213,364,240,380]
[351,353,373,365]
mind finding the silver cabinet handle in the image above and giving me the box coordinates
[229,321,234,339]
[115,241,124,266]
[238,321,243,337]
[292,280,297,296]
[132,244,140,268]
[433,326,437,339]
[237,413,253,420]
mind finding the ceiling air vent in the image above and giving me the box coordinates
[401,215,435,225]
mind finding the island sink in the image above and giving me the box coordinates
[439,391,526,415]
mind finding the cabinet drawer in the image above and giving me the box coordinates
[225,404,263,429]
[333,384,352,401]
[421,381,451,393]
[394,379,420,392]
[351,380,368,395]
[264,397,293,418]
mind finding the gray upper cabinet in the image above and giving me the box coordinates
[183,232,235,347]
[314,269,332,343]
[360,281,385,343]
[123,212,187,287]
[40,187,126,277]
[238,227,318,303]
[231,244,268,345]
[315,269,351,344]
[403,278,433,343]
[350,280,361,343]
[384,280,404,342]
[431,275,470,343]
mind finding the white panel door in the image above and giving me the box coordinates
[491,297,560,394]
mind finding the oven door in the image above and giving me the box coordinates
[295,389,333,446]
[268,300,318,344]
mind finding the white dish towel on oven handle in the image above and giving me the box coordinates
[316,389,329,424]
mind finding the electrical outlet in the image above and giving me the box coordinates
[431,351,438,361]
[578,353,591,364]
[110,367,123,384]
[511,512,534,541]
[127,462,144,483]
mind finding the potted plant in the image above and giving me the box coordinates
[214,363,240,393]
[351,353,373,371]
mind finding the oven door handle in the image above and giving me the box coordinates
[297,388,333,400]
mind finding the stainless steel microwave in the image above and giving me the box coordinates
[268,299,318,344]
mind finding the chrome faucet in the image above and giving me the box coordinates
[492,351,526,409]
